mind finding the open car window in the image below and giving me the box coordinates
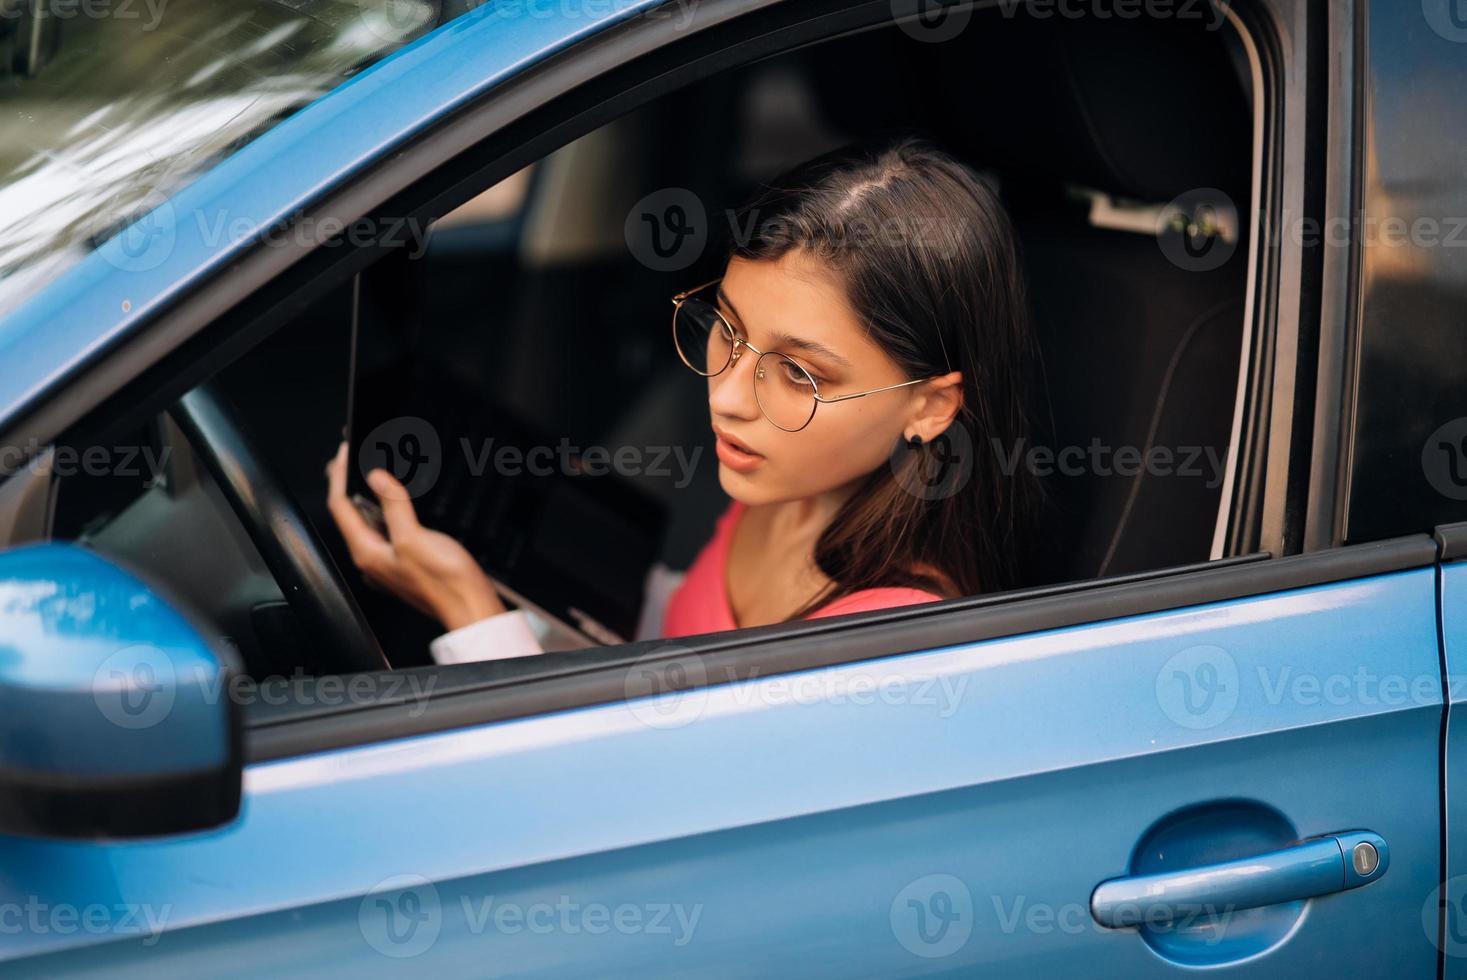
[34,4,1262,688]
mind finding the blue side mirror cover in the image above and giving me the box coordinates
[0,543,243,839]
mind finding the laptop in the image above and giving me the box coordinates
[343,274,668,649]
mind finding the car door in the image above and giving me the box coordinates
[0,533,1443,977]
[4,0,1442,975]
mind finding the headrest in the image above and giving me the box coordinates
[930,8,1252,203]
[805,8,1252,205]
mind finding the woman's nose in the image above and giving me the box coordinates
[707,347,761,422]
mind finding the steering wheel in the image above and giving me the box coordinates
[172,384,389,674]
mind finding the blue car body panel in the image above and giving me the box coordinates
[0,0,665,431]
[1,569,1442,975]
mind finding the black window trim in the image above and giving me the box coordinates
[1220,0,1288,560]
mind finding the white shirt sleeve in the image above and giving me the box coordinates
[429,609,546,665]
[430,562,690,665]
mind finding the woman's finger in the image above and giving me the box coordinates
[326,443,394,569]
[367,468,423,541]
[325,442,350,499]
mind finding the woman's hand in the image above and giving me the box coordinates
[325,442,507,631]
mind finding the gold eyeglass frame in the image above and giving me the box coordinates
[670,277,943,432]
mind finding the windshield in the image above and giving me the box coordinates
[0,0,445,317]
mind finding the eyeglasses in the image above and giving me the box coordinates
[671,277,943,432]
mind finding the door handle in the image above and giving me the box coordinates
[1091,830,1389,928]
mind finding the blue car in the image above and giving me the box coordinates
[2,0,1466,975]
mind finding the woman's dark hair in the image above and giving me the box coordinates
[721,135,1040,615]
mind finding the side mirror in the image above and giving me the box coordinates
[0,543,242,839]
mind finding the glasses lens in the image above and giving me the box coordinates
[754,352,818,431]
[674,299,734,375]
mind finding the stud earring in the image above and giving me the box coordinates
[907,433,923,449]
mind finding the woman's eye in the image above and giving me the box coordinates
[782,362,814,386]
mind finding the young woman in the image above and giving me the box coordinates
[325,135,1037,663]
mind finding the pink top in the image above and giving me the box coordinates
[662,498,943,638]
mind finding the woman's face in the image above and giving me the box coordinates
[706,250,954,506]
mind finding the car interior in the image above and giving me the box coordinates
[27,7,1256,681]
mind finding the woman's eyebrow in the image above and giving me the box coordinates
[715,286,746,327]
[767,331,852,369]
[715,286,852,369]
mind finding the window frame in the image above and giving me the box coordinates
[245,534,1434,762]
[1,0,1314,760]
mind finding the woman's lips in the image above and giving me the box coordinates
[714,430,764,473]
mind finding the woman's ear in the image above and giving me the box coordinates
[905,370,964,443]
